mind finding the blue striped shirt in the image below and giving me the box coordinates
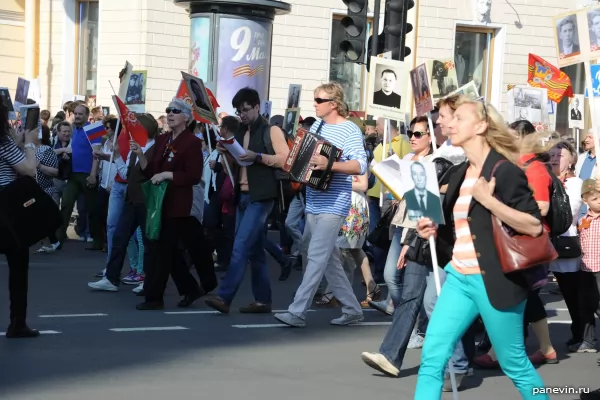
[305,118,367,217]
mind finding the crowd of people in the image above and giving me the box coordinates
[1,80,600,399]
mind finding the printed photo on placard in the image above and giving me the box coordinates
[554,12,583,67]
[118,61,133,100]
[287,84,302,109]
[181,71,218,125]
[398,159,444,225]
[0,87,16,120]
[261,100,272,121]
[14,77,30,110]
[568,94,585,129]
[86,95,96,109]
[448,81,480,100]
[410,63,434,116]
[427,59,458,99]
[586,6,600,61]
[367,56,408,121]
[102,106,110,117]
[282,108,300,137]
[507,86,549,125]
[125,70,147,113]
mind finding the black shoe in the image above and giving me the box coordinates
[278,259,293,281]
[6,324,40,339]
[136,289,145,297]
[136,301,164,310]
[581,388,600,399]
[177,292,203,308]
[477,333,491,353]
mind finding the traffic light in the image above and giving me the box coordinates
[366,33,385,72]
[340,0,368,63]
[384,0,414,61]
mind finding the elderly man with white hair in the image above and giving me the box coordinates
[575,128,597,219]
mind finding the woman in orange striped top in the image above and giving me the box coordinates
[414,98,548,400]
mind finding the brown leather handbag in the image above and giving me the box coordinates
[490,161,558,275]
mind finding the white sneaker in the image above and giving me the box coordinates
[330,313,363,326]
[360,352,400,377]
[88,277,118,292]
[132,283,144,294]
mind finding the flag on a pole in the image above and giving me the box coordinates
[112,95,148,147]
[527,54,573,103]
[83,121,106,145]
[176,80,220,123]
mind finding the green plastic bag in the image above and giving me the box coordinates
[142,181,168,240]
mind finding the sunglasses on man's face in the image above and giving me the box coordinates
[165,107,182,114]
[407,131,429,139]
[314,98,333,104]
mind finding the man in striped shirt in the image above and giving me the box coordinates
[275,82,367,327]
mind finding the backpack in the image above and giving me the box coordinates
[524,157,572,237]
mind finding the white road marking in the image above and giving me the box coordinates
[164,311,220,315]
[39,313,108,318]
[109,326,189,332]
[548,320,572,324]
[0,330,60,336]
[232,324,289,328]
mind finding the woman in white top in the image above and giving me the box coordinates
[548,140,587,351]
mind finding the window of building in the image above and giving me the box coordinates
[454,27,495,100]
[329,15,373,112]
[75,0,99,100]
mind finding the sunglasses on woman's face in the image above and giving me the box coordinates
[165,107,182,114]
[407,131,429,139]
[314,98,333,104]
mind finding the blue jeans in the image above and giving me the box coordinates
[126,227,144,274]
[285,194,304,256]
[423,266,469,373]
[265,236,288,267]
[218,194,274,305]
[367,197,386,280]
[106,182,127,263]
[383,226,404,306]
[415,264,547,400]
[379,260,429,370]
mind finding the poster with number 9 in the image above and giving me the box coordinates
[216,17,273,117]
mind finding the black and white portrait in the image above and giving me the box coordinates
[261,101,272,121]
[428,59,458,99]
[448,81,480,101]
[507,86,549,125]
[410,63,433,116]
[0,87,14,112]
[367,57,408,120]
[181,71,217,124]
[282,108,299,137]
[588,10,600,52]
[556,15,580,58]
[399,160,444,225]
[14,77,30,110]
[287,84,301,109]
[569,94,585,129]
[102,106,110,117]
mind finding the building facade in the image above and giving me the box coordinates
[1,0,593,133]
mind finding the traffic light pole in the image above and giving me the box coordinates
[369,0,381,59]
[398,0,408,61]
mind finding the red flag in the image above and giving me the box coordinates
[175,80,219,124]
[527,54,573,103]
[117,123,130,162]
[113,95,148,148]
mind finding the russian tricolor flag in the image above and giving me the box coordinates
[83,121,106,145]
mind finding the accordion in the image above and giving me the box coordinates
[283,128,342,191]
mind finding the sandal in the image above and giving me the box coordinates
[315,293,340,307]
[361,285,382,308]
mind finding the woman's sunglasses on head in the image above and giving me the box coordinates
[165,107,182,114]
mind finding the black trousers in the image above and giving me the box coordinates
[4,248,30,324]
[554,271,583,342]
[579,270,600,346]
[144,216,217,303]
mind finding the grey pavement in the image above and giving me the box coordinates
[0,238,598,400]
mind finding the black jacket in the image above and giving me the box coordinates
[436,148,542,310]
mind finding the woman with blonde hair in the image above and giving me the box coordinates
[414,98,548,399]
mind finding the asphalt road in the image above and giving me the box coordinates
[0,238,598,400]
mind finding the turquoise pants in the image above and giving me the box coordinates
[415,264,548,400]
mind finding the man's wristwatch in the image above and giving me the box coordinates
[24,143,35,150]
[256,152,262,163]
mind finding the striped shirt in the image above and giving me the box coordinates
[450,168,480,274]
[305,118,367,217]
[0,136,25,187]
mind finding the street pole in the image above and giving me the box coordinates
[370,0,381,59]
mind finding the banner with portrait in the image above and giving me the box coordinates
[182,71,218,125]
[553,6,600,67]
[367,56,408,121]
[216,17,272,117]
[410,63,434,116]
[124,70,147,113]
[568,94,585,129]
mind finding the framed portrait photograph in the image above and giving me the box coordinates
[506,85,549,125]
[554,12,583,67]
[568,94,585,129]
[181,71,218,125]
[448,81,480,100]
[102,106,110,117]
[410,63,434,116]
[367,56,408,121]
[261,100,272,121]
[287,84,302,109]
[398,159,444,225]
[586,6,600,60]
[14,77,30,111]
[282,107,300,137]
[426,59,458,99]
[125,70,147,113]
[0,87,16,120]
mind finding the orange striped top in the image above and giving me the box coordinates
[450,168,481,275]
